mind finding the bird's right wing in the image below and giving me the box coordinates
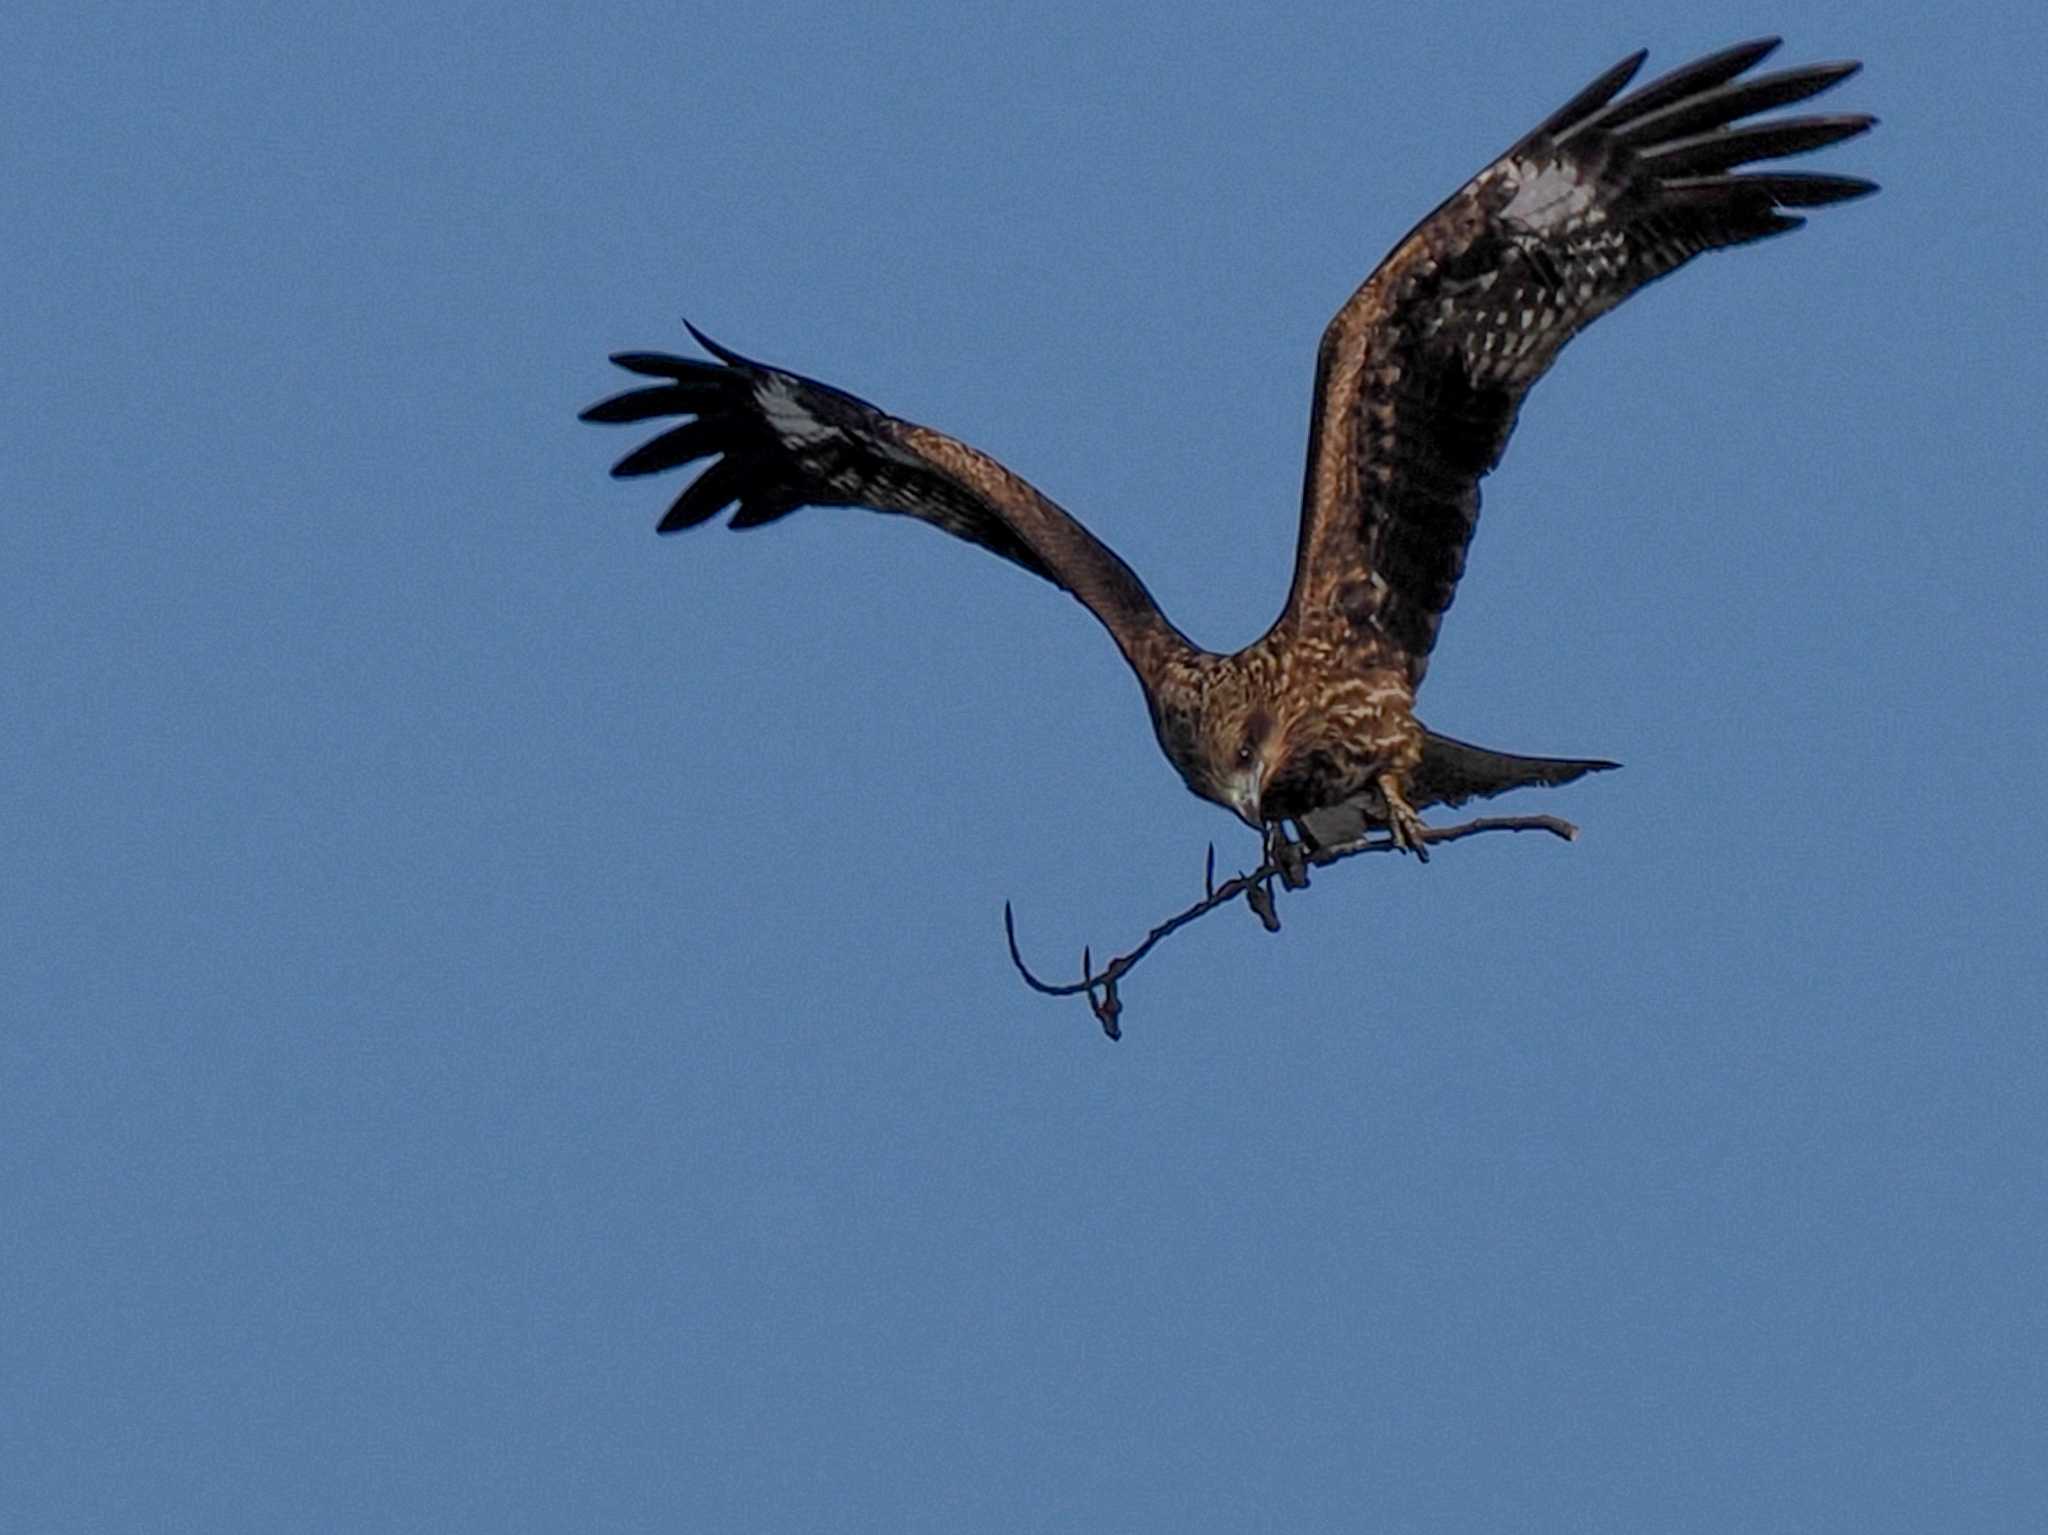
[582,325,1193,679]
[1282,38,1876,684]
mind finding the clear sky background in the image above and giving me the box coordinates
[5,2,2044,1529]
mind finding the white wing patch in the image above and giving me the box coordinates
[755,372,932,473]
[755,374,838,448]
[1501,158,1601,234]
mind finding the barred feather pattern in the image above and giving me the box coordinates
[1286,36,1874,685]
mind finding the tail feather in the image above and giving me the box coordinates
[1411,729,1619,811]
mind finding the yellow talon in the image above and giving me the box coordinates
[1377,772,1430,863]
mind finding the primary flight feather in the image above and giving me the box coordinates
[584,37,1874,868]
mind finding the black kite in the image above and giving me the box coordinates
[584,38,1874,871]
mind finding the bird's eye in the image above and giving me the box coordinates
[1235,741,1255,766]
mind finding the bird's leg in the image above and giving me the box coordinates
[1377,771,1430,863]
[1263,821,1310,889]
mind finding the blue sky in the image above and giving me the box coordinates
[5,2,2044,1529]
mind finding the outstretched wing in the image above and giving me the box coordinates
[582,325,1193,680]
[1284,37,1876,682]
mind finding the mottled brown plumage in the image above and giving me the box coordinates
[583,38,1874,863]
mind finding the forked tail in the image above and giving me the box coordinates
[1412,729,1619,811]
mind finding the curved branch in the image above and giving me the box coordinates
[1004,813,1580,1038]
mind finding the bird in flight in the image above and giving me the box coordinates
[584,37,1873,874]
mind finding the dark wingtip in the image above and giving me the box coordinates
[654,457,743,532]
[608,351,669,373]
[1567,36,1793,143]
[1710,36,1785,73]
[683,319,761,370]
[579,384,697,425]
[607,350,726,381]
[1754,171,1882,206]
[1531,47,1648,140]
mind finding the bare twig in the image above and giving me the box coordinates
[1004,813,1580,1039]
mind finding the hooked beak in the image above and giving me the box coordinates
[1225,771,1263,829]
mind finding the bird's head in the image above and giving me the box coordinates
[1211,703,1278,829]
[1151,672,1282,829]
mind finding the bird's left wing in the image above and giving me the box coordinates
[582,326,1193,681]
[1281,37,1875,682]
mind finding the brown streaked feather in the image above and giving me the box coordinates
[582,325,1197,687]
[585,40,1871,854]
[1283,39,1875,684]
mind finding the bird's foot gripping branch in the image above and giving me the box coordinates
[1003,814,1580,1040]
